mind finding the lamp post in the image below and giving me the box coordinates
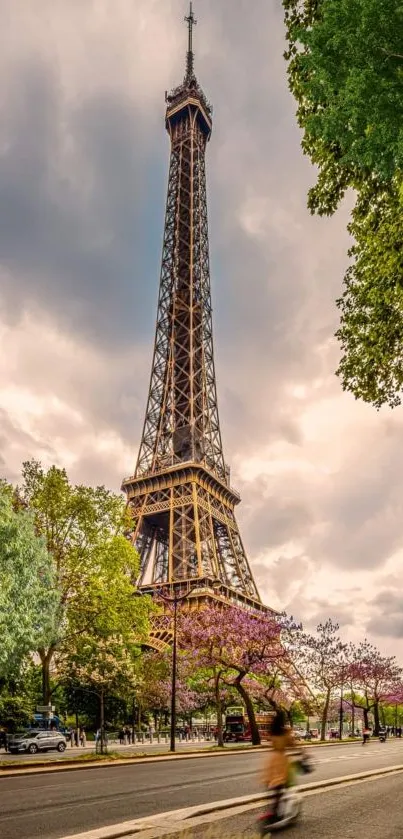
[339,683,344,740]
[339,662,348,740]
[158,579,222,753]
[70,684,106,753]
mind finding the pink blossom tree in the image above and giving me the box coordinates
[137,650,205,731]
[347,641,402,734]
[179,605,299,745]
[184,664,233,746]
[383,686,403,706]
[299,620,347,740]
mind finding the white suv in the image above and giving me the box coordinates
[8,730,67,754]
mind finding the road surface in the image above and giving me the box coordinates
[173,771,403,839]
[0,740,401,839]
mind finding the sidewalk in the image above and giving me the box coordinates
[0,737,220,762]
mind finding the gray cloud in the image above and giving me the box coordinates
[0,58,162,352]
[238,474,313,554]
[367,592,403,640]
[302,601,356,632]
[254,553,313,605]
[309,423,403,572]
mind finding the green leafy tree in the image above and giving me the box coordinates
[0,664,42,731]
[283,0,403,407]
[0,480,59,679]
[60,633,141,751]
[136,652,171,728]
[336,183,403,408]
[284,0,403,186]
[18,461,151,703]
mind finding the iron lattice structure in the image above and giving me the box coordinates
[123,5,269,614]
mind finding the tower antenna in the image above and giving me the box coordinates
[184,2,197,79]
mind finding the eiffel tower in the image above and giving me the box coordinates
[123,4,269,614]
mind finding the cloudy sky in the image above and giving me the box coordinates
[1,0,402,657]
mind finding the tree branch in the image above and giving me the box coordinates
[380,47,403,60]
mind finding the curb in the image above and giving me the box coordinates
[0,738,363,778]
[58,763,403,839]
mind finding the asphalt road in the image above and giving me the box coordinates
[176,772,403,839]
[0,741,402,839]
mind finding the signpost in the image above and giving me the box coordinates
[36,705,55,724]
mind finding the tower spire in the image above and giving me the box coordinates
[184,2,197,80]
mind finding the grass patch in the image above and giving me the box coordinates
[69,751,123,762]
[0,750,124,769]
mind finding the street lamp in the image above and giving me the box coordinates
[339,663,348,740]
[69,684,107,753]
[158,578,222,752]
[339,683,344,740]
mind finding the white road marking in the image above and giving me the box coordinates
[312,745,402,764]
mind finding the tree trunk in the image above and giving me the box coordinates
[373,702,380,736]
[363,707,369,729]
[351,699,355,737]
[320,688,331,741]
[38,648,55,704]
[339,686,344,740]
[287,705,294,727]
[100,689,105,754]
[131,697,135,743]
[235,677,260,746]
[214,671,224,747]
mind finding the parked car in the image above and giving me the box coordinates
[8,730,67,754]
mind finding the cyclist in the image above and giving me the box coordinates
[263,710,296,823]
